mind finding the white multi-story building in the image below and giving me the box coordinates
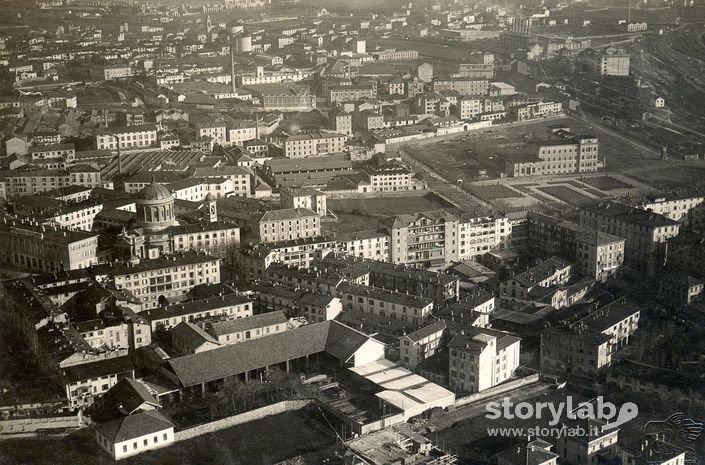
[283,132,347,158]
[448,327,521,393]
[95,125,158,151]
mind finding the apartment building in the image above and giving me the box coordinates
[583,47,631,77]
[384,210,511,266]
[433,78,489,96]
[399,320,446,370]
[283,132,347,158]
[206,311,288,344]
[360,162,413,193]
[169,222,241,257]
[580,202,680,274]
[372,50,419,61]
[499,256,572,301]
[296,293,342,323]
[337,283,434,325]
[3,168,101,197]
[639,195,705,228]
[95,124,158,151]
[92,253,221,310]
[141,294,253,331]
[193,119,227,146]
[227,120,257,146]
[236,236,335,278]
[507,135,599,177]
[576,230,625,282]
[541,299,640,376]
[0,217,99,272]
[77,311,151,351]
[189,167,251,198]
[513,101,563,121]
[336,230,391,261]
[457,96,483,119]
[257,208,320,243]
[328,85,377,104]
[448,327,521,393]
[63,355,134,409]
[29,143,76,162]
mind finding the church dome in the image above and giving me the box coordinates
[137,178,173,202]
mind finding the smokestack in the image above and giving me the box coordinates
[230,41,236,94]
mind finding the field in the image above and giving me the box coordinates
[468,184,522,201]
[581,176,634,191]
[0,409,336,465]
[327,193,455,216]
[539,186,600,207]
[403,116,662,183]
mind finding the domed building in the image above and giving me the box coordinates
[135,179,179,233]
[119,178,241,261]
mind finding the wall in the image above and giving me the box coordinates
[0,415,80,438]
[175,400,311,442]
[455,374,540,407]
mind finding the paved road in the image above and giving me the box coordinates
[430,381,555,431]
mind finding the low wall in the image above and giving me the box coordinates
[0,415,81,438]
[175,399,311,442]
[455,374,541,408]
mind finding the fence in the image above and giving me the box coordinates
[174,399,311,442]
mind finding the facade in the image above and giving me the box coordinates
[280,186,327,215]
[337,283,434,325]
[0,218,99,272]
[433,78,489,96]
[336,230,390,261]
[328,85,376,104]
[384,211,511,266]
[448,327,521,393]
[93,253,222,310]
[297,293,342,323]
[95,125,158,151]
[283,132,347,158]
[639,195,705,228]
[207,310,289,344]
[62,355,135,408]
[541,299,640,376]
[257,208,320,243]
[580,202,679,274]
[399,320,446,370]
[141,294,253,331]
[507,135,599,177]
[576,230,625,282]
[95,410,175,460]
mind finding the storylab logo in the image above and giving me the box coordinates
[485,396,638,433]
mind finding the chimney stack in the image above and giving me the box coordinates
[230,41,237,94]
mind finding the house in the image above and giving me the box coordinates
[497,439,558,465]
[171,321,221,355]
[94,410,175,460]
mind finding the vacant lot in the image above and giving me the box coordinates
[581,176,633,191]
[0,409,336,465]
[539,186,600,207]
[328,193,454,216]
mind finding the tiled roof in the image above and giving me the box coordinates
[95,410,173,443]
[62,356,134,384]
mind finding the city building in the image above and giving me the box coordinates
[541,299,641,376]
[206,310,289,344]
[507,134,599,177]
[283,132,347,158]
[337,283,434,325]
[448,327,521,393]
[499,256,572,301]
[399,320,447,371]
[580,202,679,274]
[95,125,158,151]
